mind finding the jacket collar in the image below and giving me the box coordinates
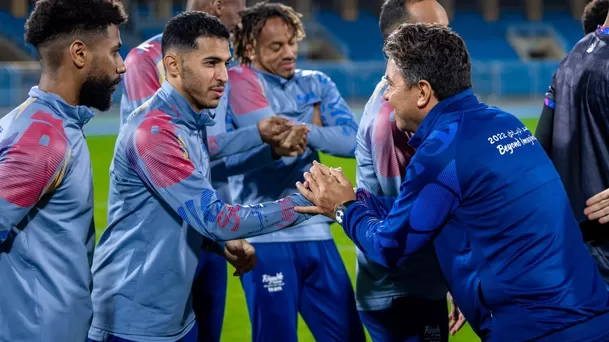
[158,81,216,130]
[28,87,94,127]
[409,88,478,148]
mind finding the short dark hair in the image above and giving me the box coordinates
[384,23,472,101]
[380,0,424,40]
[582,0,609,35]
[233,2,305,65]
[162,11,230,56]
[25,0,127,49]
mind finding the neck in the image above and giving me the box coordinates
[38,71,80,106]
[252,61,268,74]
[252,61,292,80]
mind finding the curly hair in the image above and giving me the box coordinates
[384,23,472,101]
[162,11,230,56]
[582,0,609,35]
[25,0,127,49]
[233,1,305,65]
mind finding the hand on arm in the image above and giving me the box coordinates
[584,188,609,224]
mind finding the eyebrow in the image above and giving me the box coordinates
[203,56,229,63]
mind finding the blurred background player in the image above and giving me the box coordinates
[0,0,127,341]
[118,1,306,340]
[354,1,466,341]
[89,12,314,342]
[582,0,609,35]
[228,3,365,341]
[536,0,609,284]
[296,22,609,342]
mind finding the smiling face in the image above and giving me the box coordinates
[251,17,298,79]
[383,58,424,132]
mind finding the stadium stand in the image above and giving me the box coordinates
[0,0,592,107]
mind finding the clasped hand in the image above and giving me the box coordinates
[294,161,356,219]
[256,103,323,157]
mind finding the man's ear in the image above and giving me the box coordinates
[246,43,255,62]
[69,40,87,69]
[416,80,433,109]
[163,53,181,78]
[213,0,223,16]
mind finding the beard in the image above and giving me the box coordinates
[181,64,220,111]
[79,73,121,112]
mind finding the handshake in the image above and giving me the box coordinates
[256,104,322,158]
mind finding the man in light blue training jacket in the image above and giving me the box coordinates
[89,12,314,342]
[0,0,127,341]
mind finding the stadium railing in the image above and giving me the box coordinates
[0,59,559,110]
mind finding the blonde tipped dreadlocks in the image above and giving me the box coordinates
[233,1,305,65]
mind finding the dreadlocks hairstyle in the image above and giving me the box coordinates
[233,1,305,65]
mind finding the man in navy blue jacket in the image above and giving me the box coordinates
[296,23,609,341]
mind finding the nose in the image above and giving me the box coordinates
[382,88,389,101]
[285,49,296,60]
[117,55,126,75]
[217,63,228,83]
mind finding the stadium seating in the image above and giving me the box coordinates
[0,7,585,106]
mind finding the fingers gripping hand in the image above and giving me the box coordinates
[273,124,310,157]
[295,161,355,218]
[257,116,294,144]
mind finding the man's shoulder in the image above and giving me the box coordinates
[227,64,261,90]
[228,64,257,78]
[125,34,163,63]
[295,69,332,85]
[0,98,73,139]
[559,33,608,71]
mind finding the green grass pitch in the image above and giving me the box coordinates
[87,119,539,342]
